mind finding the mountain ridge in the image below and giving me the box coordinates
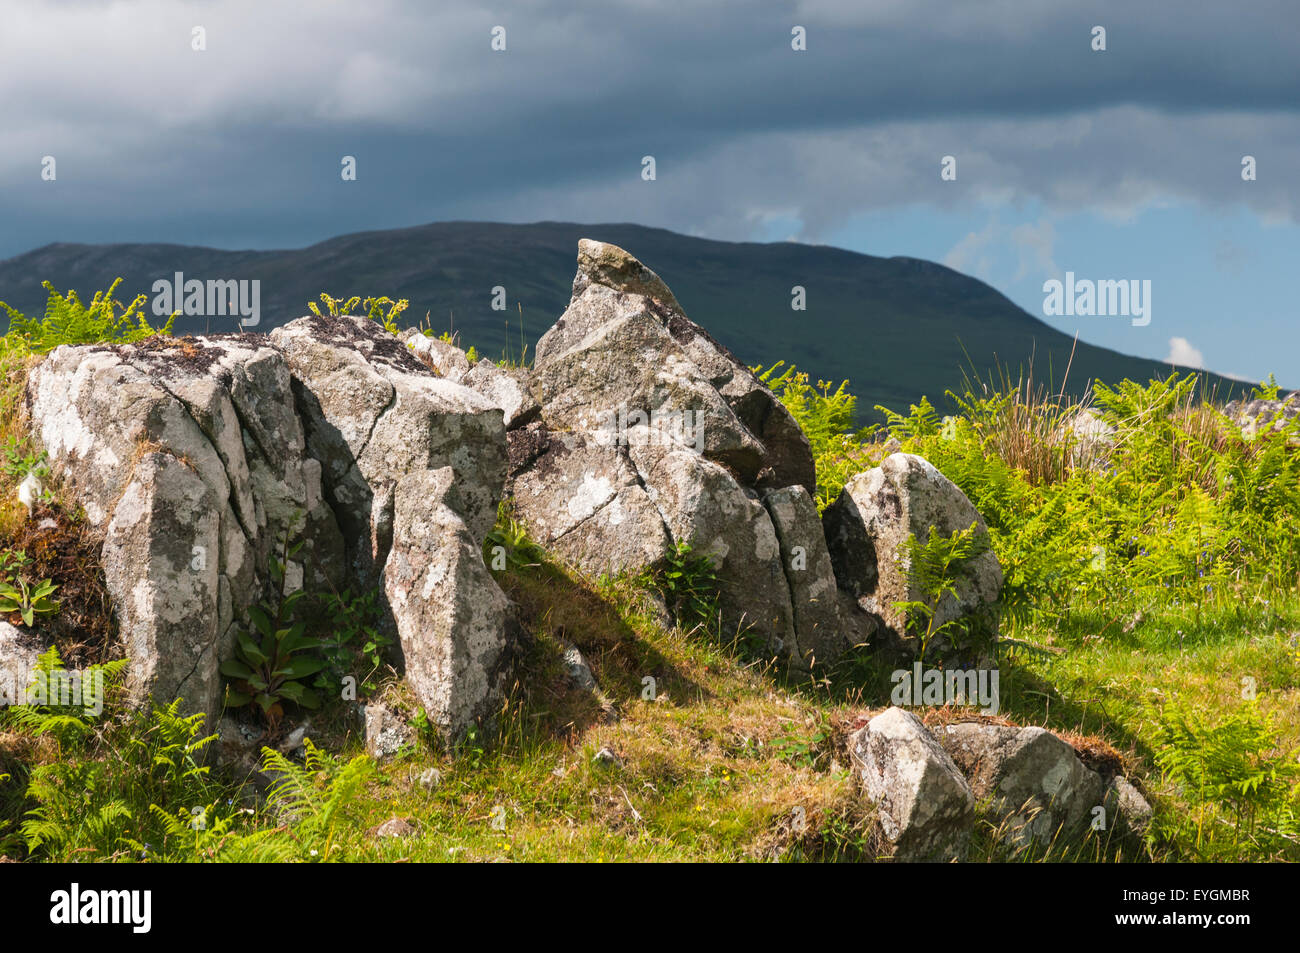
[0,220,1250,420]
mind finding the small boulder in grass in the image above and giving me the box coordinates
[848,707,975,862]
[364,702,416,760]
[371,817,417,839]
[938,722,1104,847]
[1104,776,1153,838]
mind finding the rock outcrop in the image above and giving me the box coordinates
[1223,393,1300,442]
[938,722,1105,846]
[26,336,348,719]
[849,708,1151,857]
[270,315,507,575]
[23,319,513,736]
[506,240,855,667]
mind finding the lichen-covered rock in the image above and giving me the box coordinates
[630,441,795,658]
[271,315,507,579]
[401,329,472,381]
[383,467,511,738]
[462,360,540,430]
[0,621,41,705]
[363,702,417,760]
[533,239,814,490]
[849,707,975,861]
[762,484,860,668]
[823,452,1002,655]
[26,337,348,721]
[938,722,1104,846]
[509,240,826,659]
[533,293,766,481]
[1223,393,1300,442]
[1104,775,1153,837]
[510,429,671,575]
[24,324,514,732]
[101,451,226,715]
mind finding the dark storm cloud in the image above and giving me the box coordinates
[1,0,1297,255]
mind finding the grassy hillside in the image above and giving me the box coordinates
[1,278,1295,864]
[0,222,1251,420]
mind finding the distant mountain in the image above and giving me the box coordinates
[0,221,1249,421]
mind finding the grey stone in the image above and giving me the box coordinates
[509,429,671,575]
[1104,775,1153,837]
[848,707,975,861]
[762,484,856,669]
[271,315,507,575]
[630,441,795,659]
[363,702,416,759]
[383,468,511,738]
[939,722,1104,846]
[823,452,1003,656]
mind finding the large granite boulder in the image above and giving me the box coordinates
[25,336,347,719]
[629,440,795,657]
[21,320,515,734]
[507,240,849,667]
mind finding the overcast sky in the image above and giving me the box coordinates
[2,0,1297,383]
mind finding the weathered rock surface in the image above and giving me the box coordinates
[26,337,348,718]
[823,452,1002,656]
[363,701,417,760]
[1223,393,1300,441]
[271,315,507,579]
[849,707,975,861]
[509,429,671,575]
[0,621,41,704]
[401,329,540,429]
[938,722,1104,846]
[509,239,839,666]
[1103,775,1153,837]
[383,467,510,737]
[763,484,862,667]
[22,320,514,735]
[463,360,540,430]
[630,441,795,657]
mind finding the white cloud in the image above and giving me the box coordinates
[1166,336,1205,368]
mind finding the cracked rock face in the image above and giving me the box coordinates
[384,468,511,737]
[823,452,1003,656]
[509,429,671,575]
[270,315,507,585]
[26,336,348,719]
[762,484,865,667]
[508,239,842,666]
[938,722,1104,847]
[23,322,514,734]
